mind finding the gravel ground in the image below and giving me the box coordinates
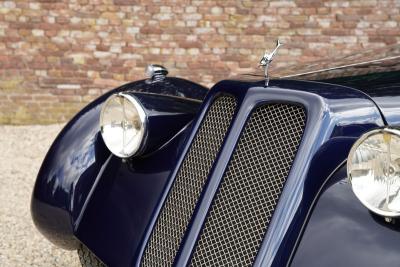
[0,124,80,267]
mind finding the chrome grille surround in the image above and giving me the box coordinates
[190,103,306,267]
[141,96,237,266]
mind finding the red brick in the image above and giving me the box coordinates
[113,0,139,5]
[336,14,362,21]
[0,0,398,124]
[140,26,163,34]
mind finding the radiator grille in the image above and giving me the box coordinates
[141,96,237,266]
[191,104,306,267]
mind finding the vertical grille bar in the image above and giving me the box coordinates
[191,104,306,267]
[141,96,237,266]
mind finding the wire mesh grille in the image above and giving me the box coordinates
[190,104,306,267]
[141,96,237,267]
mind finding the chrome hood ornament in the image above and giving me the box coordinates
[259,39,283,87]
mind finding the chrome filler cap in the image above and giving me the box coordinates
[146,64,168,83]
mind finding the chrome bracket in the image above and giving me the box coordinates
[259,39,283,87]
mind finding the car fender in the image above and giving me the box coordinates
[31,78,207,249]
[290,162,400,267]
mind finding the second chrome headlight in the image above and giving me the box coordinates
[100,93,147,158]
[348,128,400,217]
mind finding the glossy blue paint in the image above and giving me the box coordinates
[31,78,207,250]
[251,80,385,267]
[373,96,400,126]
[135,88,243,267]
[320,71,400,126]
[33,74,400,267]
[137,78,385,267]
[291,164,400,267]
[75,125,192,266]
[123,92,201,155]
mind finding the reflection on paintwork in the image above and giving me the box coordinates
[69,136,96,173]
[32,77,392,266]
[41,102,106,215]
[374,96,400,126]
[318,71,400,126]
[319,98,383,142]
[329,98,381,124]
[292,166,400,267]
[161,79,385,267]
[31,77,207,251]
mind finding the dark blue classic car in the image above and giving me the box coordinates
[31,43,400,267]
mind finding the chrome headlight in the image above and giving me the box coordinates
[348,128,400,217]
[100,93,147,158]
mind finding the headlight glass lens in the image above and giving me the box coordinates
[348,128,400,217]
[100,93,146,158]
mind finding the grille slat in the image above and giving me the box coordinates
[190,104,306,267]
[141,96,237,267]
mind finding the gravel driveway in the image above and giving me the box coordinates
[0,125,80,267]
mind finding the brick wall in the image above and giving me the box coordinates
[0,0,399,124]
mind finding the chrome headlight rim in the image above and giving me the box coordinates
[348,127,400,218]
[100,92,147,158]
